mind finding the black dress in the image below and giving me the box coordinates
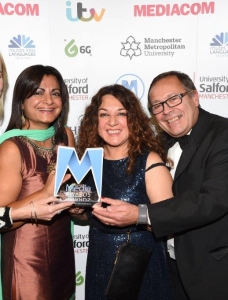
[85,150,173,300]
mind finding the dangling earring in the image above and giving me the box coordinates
[21,110,25,127]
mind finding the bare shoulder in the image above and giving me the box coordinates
[146,151,164,168]
[0,139,21,160]
[0,140,23,205]
[65,127,76,147]
[0,139,21,176]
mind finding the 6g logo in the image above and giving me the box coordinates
[65,39,91,57]
[76,271,84,286]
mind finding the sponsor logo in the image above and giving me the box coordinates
[73,234,89,255]
[198,75,228,99]
[64,77,89,100]
[68,115,83,140]
[69,126,80,139]
[8,35,36,59]
[210,32,228,57]
[76,271,84,286]
[66,1,105,22]
[65,39,91,57]
[144,37,185,57]
[120,36,141,59]
[0,2,39,16]
[134,2,214,17]
[116,74,145,100]
[120,36,185,59]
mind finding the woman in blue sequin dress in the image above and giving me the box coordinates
[73,84,174,299]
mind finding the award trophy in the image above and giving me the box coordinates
[54,146,103,206]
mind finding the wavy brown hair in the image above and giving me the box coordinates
[0,53,8,122]
[77,84,168,173]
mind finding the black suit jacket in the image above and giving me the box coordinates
[148,108,228,300]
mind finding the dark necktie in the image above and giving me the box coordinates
[166,134,189,150]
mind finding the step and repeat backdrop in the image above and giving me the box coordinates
[0,0,227,299]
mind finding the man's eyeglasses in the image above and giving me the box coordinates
[149,90,194,115]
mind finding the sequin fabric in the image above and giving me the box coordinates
[85,150,173,300]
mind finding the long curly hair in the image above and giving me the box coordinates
[77,84,168,173]
[5,64,69,145]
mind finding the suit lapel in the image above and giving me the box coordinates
[173,108,211,182]
[174,139,196,181]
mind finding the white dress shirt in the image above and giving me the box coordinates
[166,142,182,259]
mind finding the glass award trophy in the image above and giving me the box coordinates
[54,146,103,206]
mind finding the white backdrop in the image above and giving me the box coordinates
[0,1,228,299]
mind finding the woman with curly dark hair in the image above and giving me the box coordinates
[73,84,173,300]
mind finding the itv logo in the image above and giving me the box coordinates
[66,1,105,22]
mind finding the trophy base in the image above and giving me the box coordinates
[56,198,101,207]
[56,190,100,207]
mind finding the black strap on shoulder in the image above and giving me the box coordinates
[145,162,167,172]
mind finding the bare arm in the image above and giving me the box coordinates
[92,152,173,226]
[0,140,25,229]
[0,140,72,230]
[0,197,74,232]
[145,152,173,203]
[10,197,73,222]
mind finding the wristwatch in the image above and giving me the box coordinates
[137,204,148,224]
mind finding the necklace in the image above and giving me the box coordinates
[21,137,57,173]
[25,138,55,158]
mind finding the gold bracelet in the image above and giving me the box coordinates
[29,201,38,226]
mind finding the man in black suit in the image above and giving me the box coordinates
[92,71,228,300]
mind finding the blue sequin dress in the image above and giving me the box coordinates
[85,151,173,300]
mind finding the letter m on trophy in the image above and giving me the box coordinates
[54,146,103,206]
